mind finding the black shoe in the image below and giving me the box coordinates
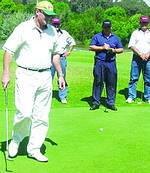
[107,105,117,111]
[90,104,99,110]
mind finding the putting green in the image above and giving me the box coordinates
[0,50,150,172]
[1,106,150,173]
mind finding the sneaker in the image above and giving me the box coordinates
[8,140,20,158]
[28,152,48,162]
[61,98,67,104]
[126,98,134,103]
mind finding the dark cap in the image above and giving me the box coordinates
[52,18,61,24]
[102,20,112,28]
[140,16,149,23]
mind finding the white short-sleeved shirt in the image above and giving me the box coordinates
[3,17,61,69]
[57,30,76,54]
[128,29,150,54]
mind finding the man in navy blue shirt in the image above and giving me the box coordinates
[89,19,123,111]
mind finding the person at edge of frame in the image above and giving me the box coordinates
[1,1,65,162]
[89,19,123,111]
[126,16,150,104]
[51,18,76,104]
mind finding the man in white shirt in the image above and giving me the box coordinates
[126,16,150,104]
[1,1,65,162]
[51,18,76,104]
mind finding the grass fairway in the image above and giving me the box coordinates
[0,50,150,173]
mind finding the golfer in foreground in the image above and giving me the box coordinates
[1,1,65,162]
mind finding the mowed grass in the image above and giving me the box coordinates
[0,50,150,173]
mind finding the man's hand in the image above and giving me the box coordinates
[2,72,9,89]
[64,51,71,57]
[58,76,65,90]
[107,47,116,55]
[145,52,150,61]
[103,43,110,50]
[140,53,149,61]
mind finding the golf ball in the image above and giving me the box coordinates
[99,128,104,132]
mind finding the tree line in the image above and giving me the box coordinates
[0,0,150,47]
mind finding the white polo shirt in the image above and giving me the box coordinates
[128,29,150,54]
[57,30,76,54]
[3,17,61,69]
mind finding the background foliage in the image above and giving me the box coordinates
[0,0,150,46]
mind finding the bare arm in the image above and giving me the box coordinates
[53,54,65,90]
[130,46,142,56]
[64,45,75,57]
[90,44,123,54]
[1,51,12,89]
[111,47,123,54]
[130,46,147,60]
[89,45,108,51]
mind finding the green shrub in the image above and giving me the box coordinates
[15,3,27,12]
[0,0,16,14]
[0,12,32,41]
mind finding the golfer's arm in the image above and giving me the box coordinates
[68,45,75,52]
[114,48,123,54]
[89,45,105,51]
[3,51,12,75]
[53,54,64,77]
[66,45,75,55]
[2,51,12,88]
[130,46,142,56]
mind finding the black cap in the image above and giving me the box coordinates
[102,20,112,28]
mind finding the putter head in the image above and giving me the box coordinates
[104,109,108,113]
[6,168,13,172]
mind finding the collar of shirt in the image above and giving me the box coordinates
[29,17,48,34]
[128,28,150,54]
[138,28,150,33]
[101,32,114,39]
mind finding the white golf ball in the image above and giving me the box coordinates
[99,128,104,132]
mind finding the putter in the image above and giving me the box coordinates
[4,88,13,163]
[103,82,108,113]
[137,71,143,105]
[102,68,108,113]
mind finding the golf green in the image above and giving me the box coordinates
[1,107,150,173]
[0,50,150,172]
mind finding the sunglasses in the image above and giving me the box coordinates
[40,10,52,18]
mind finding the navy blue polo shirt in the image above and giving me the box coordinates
[90,32,123,61]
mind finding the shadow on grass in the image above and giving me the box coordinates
[80,96,93,106]
[118,88,143,99]
[45,138,58,146]
[0,137,58,156]
[80,96,108,107]
[52,90,60,101]
[118,88,128,99]
[137,90,144,99]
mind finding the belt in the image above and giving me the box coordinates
[60,53,65,57]
[18,65,50,72]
